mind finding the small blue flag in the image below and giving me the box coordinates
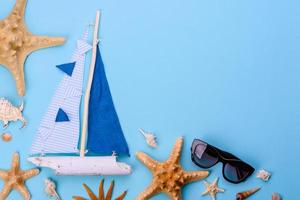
[56,62,76,76]
[55,108,70,122]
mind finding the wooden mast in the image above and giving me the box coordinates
[80,10,101,157]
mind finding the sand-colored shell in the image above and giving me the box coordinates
[0,98,26,128]
[272,193,282,200]
[256,169,271,182]
[236,187,260,200]
[1,133,12,142]
[139,128,157,148]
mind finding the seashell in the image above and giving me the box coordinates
[256,169,271,182]
[1,133,12,142]
[236,187,260,200]
[139,128,157,148]
[272,193,282,200]
[0,98,26,129]
[45,178,61,200]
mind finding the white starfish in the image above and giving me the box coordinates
[202,178,225,200]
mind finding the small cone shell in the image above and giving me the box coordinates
[272,193,282,200]
[236,187,260,200]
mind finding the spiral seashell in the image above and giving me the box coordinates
[236,187,260,200]
[139,128,157,148]
[272,193,282,200]
[45,178,61,200]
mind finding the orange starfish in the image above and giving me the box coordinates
[0,0,65,96]
[73,179,127,200]
[136,137,209,200]
[0,152,39,200]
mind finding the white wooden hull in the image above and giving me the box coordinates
[27,156,131,175]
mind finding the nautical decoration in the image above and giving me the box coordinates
[0,98,26,128]
[256,169,271,182]
[236,187,260,200]
[1,132,12,142]
[28,11,131,175]
[55,108,70,122]
[56,62,76,77]
[0,0,65,96]
[45,178,61,200]
[73,179,127,200]
[272,193,282,200]
[202,178,225,200]
[0,152,39,200]
[139,128,157,148]
[136,137,209,200]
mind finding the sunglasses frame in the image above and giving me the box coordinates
[191,139,255,184]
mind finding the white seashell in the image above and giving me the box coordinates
[0,98,26,129]
[139,128,157,148]
[256,169,271,182]
[44,178,61,200]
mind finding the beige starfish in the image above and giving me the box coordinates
[0,152,39,200]
[0,0,65,96]
[136,137,209,200]
[202,178,224,200]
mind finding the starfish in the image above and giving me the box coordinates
[202,178,224,200]
[0,0,65,96]
[136,137,209,200]
[0,152,39,200]
[73,179,127,200]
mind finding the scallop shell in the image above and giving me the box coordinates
[256,169,271,182]
[1,133,12,142]
[139,128,157,148]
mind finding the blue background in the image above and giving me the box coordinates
[0,0,299,199]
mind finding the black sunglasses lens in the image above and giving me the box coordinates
[193,143,218,168]
[223,162,254,183]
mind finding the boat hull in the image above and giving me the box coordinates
[27,156,131,175]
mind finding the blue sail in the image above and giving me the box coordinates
[86,45,129,156]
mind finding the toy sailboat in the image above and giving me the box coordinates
[28,11,131,175]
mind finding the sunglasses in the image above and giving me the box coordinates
[191,139,255,184]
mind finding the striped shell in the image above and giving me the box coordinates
[236,188,260,200]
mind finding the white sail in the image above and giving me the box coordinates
[30,30,92,154]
